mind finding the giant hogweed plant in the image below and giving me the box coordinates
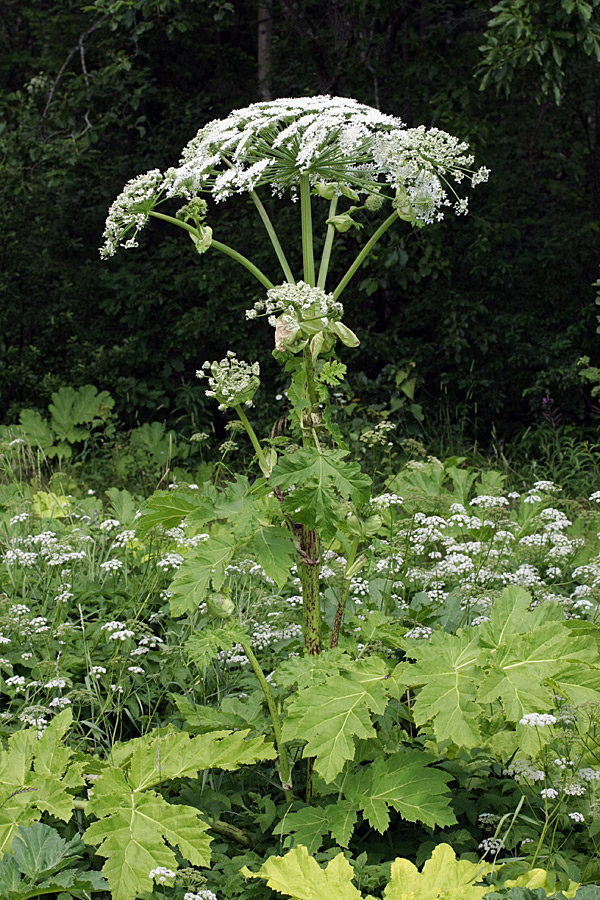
[101,94,488,661]
[101,93,488,775]
[1,96,599,899]
[92,97,600,892]
[2,95,589,896]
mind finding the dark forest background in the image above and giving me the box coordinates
[2,0,600,449]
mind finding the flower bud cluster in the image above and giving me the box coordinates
[247,281,358,356]
[374,126,489,223]
[197,351,260,410]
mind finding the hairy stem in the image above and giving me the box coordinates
[317,195,338,289]
[300,174,315,286]
[332,209,399,300]
[330,537,360,649]
[238,634,293,796]
[148,211,274,289]
[298,526,321,655]
[251,190,295,283]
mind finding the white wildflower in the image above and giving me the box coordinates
[519,713,557,727]
[540,788,559,799]
[149,867,176,883]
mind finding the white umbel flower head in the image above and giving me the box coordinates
[100,96,488,256]
[519,712,557,727]
[198,351,260,410]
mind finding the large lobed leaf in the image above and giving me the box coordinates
[0,710,82,857]
[344,751,456,832]
[401,586,600,750]
[243,845,364,900]
[83,727,276,900]
[244,843,492,900]
[0,822,108,899]
[169,531,236,615]
[272,447,371,541]
[282,658,391,782]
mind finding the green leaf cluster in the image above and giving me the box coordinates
[243,842,494,900]
[0,710,82,857]
[271,447,371,541]
[397,586,600,756]
[136,475,295,615]
[0,823,107,899]
[83,727,277,900]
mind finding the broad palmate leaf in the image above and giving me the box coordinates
[271,447,371,541]
[243,845,364,900]
[273,801,358,853]
[169,531,236,615]
[0,709,82,857]
[185,619,250,669]
[136,489,213,538]
[344,751,456,831]
[401,586,600,750]
[399,629,484,748]
[251,524,295,587]
[383,843,493,900]
[83,728,276,900]
[0,822,108,898]
[244,844,492,900]
[282,658,390,781]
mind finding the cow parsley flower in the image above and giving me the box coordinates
[519,713,557,727]
[149,867,176,883]
[540,787,559,799]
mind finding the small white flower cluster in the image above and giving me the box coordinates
[149,867,176,883]
[404,625,433,640]
[519,713,557,727]
[100,558,124,573]
[8,512,29,525]
[248,280,343,326]
[540,787,559,799]
[371,492,403,510]
[100,169,165,258]
[49,697,71,709]
[504,759,546,783]
[469,495,509,509]
[198,351,260,410]
[157,552,184,570]
[184,892,218,900]
[478,837,503,855]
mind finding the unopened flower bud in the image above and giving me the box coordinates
[207,593,235,618]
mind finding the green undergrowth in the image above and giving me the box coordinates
[0,449,600,898]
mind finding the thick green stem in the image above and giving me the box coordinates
[330,537,360,648]
[148,211,274,290]
[317,195,338,289]
[251,190,295,283]
[332,209,399,301]
[238,634,293,796]
[235,404,269,475]
[300,174,315,286]
[302,346,320,415]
